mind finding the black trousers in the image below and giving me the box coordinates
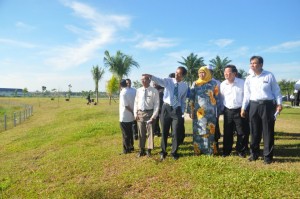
[160,103,184,155]
[223,107,248,155]
[120,122,133,153]
[249,100,276,159]
[154,113,161,134]
[132,120,138,141]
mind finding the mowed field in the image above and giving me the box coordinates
[0,97,299,198]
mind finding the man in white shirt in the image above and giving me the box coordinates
[126,79,138,144]
[134,75,160,157]
[119,79,135,154]
[241,56,282,164]
[290,92,295,106]
[143,66,188,160]
[220,65,248,158]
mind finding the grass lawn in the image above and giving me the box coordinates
[0,97,299,198]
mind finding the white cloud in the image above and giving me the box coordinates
[45,1,131,70]
[263,40,300,53]
[0,38,36,48]
[267,62,300,81]
[135,37,177,50]
[211,39,234,48]
[15,21,36,31]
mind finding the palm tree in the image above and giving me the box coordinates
[209,55,232,81]
[238,69,248,80]
[103,50,139,82]
[91,65,105,104]
[178,53,205,86]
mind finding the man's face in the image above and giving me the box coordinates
[141,76,150,87]
[250,58,263,74]
[126,80,131,88]
[224,68,235,82]
[175,68,184,82]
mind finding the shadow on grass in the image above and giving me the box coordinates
[275,132,300,140]
[178,133,300,163]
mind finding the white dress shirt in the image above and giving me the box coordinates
[134,86,160,119]
[242,70,282,110]
[220,77,244,109]
[119,88,135,122]
[151,76,188,113]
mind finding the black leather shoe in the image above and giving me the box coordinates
[155,132,161,137]
[171,153,179,160]
[119,150,128,155]
[264,157,273,164]
[222,153,230,157]
[146,149,151,157]
[160,153,166,161]
[137,150,146,157]
[238,152,246,158]
[248,154,258,162]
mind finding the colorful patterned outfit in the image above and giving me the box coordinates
[188,67,219,155]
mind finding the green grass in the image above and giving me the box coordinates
[0,98,299,198]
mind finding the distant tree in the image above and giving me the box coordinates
[209,55,231,81]
[106,75,119,105]
[132,80,142,89]
[67,84,72,100]
[103,50,139,82]
[91,65,105,104]
[81,90,88,98]
[42,86,46,97]
[178,53,205,86]
[23,87,28,97]
[278,79,296,100]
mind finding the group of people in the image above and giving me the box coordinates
[119,55,282,164]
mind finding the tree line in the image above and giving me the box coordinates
[15,50,296,104]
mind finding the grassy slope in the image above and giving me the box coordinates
[0,98,299,198]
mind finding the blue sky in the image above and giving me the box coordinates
[1,0,300,92]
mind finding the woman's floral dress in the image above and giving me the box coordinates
[188,80,219,155]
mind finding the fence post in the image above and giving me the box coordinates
[14,112,16,127]
[19,111,22,124]
[4,114,7,131]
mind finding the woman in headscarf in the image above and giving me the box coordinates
[187,66,219,155]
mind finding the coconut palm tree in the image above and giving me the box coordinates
[237,69,248,80]
[91,65,105,104]
[103,50,139,82]
[209,55,232,81]
[178,53,205,86]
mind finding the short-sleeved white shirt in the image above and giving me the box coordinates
[119,88,135,122]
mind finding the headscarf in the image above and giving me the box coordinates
[195,66,212,86]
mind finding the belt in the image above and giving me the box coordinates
[138,109,153,112]
[224,107,241,111]
[250,100,274,105]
